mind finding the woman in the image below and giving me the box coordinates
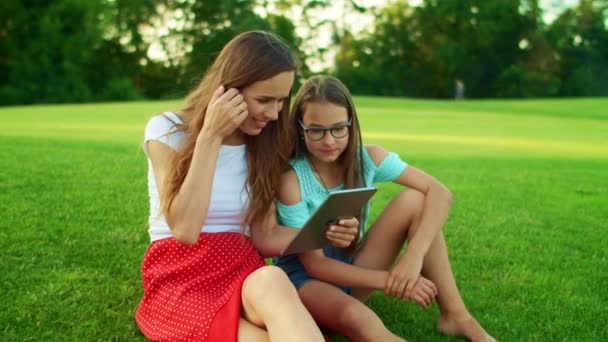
[135,32,359,341]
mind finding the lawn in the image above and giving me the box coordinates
[1,97,606,341]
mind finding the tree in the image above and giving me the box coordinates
[334,1,418,96]
[548,0,608,96]
[0,0,106,104]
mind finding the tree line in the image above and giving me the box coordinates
[1,0,606,105]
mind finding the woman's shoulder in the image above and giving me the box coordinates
[144,112,185,154]
[145,112,182,136]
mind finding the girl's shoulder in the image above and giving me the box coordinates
[363,144,389,168]
[278,168,302,206]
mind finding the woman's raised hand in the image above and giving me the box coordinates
[199,86,249,140]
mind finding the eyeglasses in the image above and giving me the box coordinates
[299,118,352,141]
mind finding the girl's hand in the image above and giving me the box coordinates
[385,250,424,298]
[199,86,249,140]
[401,276,438,308]
[325,217,359,248]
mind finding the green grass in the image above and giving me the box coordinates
[1,97,607,341]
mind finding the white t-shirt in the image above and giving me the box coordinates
[143,112,249,242]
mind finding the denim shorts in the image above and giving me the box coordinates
[274,245,353,295]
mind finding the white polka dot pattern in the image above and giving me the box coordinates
[135,232,265,341]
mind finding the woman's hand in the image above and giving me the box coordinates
[325,217,359,248]
[385,249,424,298]
[199,86,249,140]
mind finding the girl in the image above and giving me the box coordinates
[135,33,359,342]
[274,75,496,342]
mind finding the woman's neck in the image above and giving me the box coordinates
[222,130,246,146]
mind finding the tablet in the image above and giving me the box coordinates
[280,187,377,256]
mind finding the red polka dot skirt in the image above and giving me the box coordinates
[135,232,266,341]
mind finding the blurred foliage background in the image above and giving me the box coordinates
[1,0,606,105]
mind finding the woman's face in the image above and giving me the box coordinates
[239,71,294,136]
[300,101,350,164]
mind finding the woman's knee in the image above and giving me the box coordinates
[242,265,296,304]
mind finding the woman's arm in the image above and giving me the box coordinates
[148,135,222,245]
[249,205,300,257]
[148,87,249,244]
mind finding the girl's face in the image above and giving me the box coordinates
[300,101,350,164]
[239,71,294,136]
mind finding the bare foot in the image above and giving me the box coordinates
[437,313,496,342]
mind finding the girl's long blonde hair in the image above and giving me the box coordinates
[160,31,297,229]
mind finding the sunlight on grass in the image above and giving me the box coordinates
[1,97,607,341]
[365,132,608,157]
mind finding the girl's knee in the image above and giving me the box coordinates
[391,189,425,235]
[392,187,424,214]
[395,188,425,210]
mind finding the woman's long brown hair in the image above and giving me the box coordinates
[287,76,366,252]
[160,31,297,230]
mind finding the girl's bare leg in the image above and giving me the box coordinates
[352,189,496,342]
[299,280,404,342]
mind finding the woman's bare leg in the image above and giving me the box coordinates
[352,189,495,342]
[238,317,269,342]
[240,265,325,341]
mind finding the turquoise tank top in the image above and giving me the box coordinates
[273,146,408,288]
[276,146,408,231]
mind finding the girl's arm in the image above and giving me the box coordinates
[300,249,437,307]
[398,164,452,256]
[299,249,387,289]
[250,205,360,257]
[366,144,453,259]
[274,159,437,305]
[366,145,452,296]
[273,169,382,287]
[255,168,358,257]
